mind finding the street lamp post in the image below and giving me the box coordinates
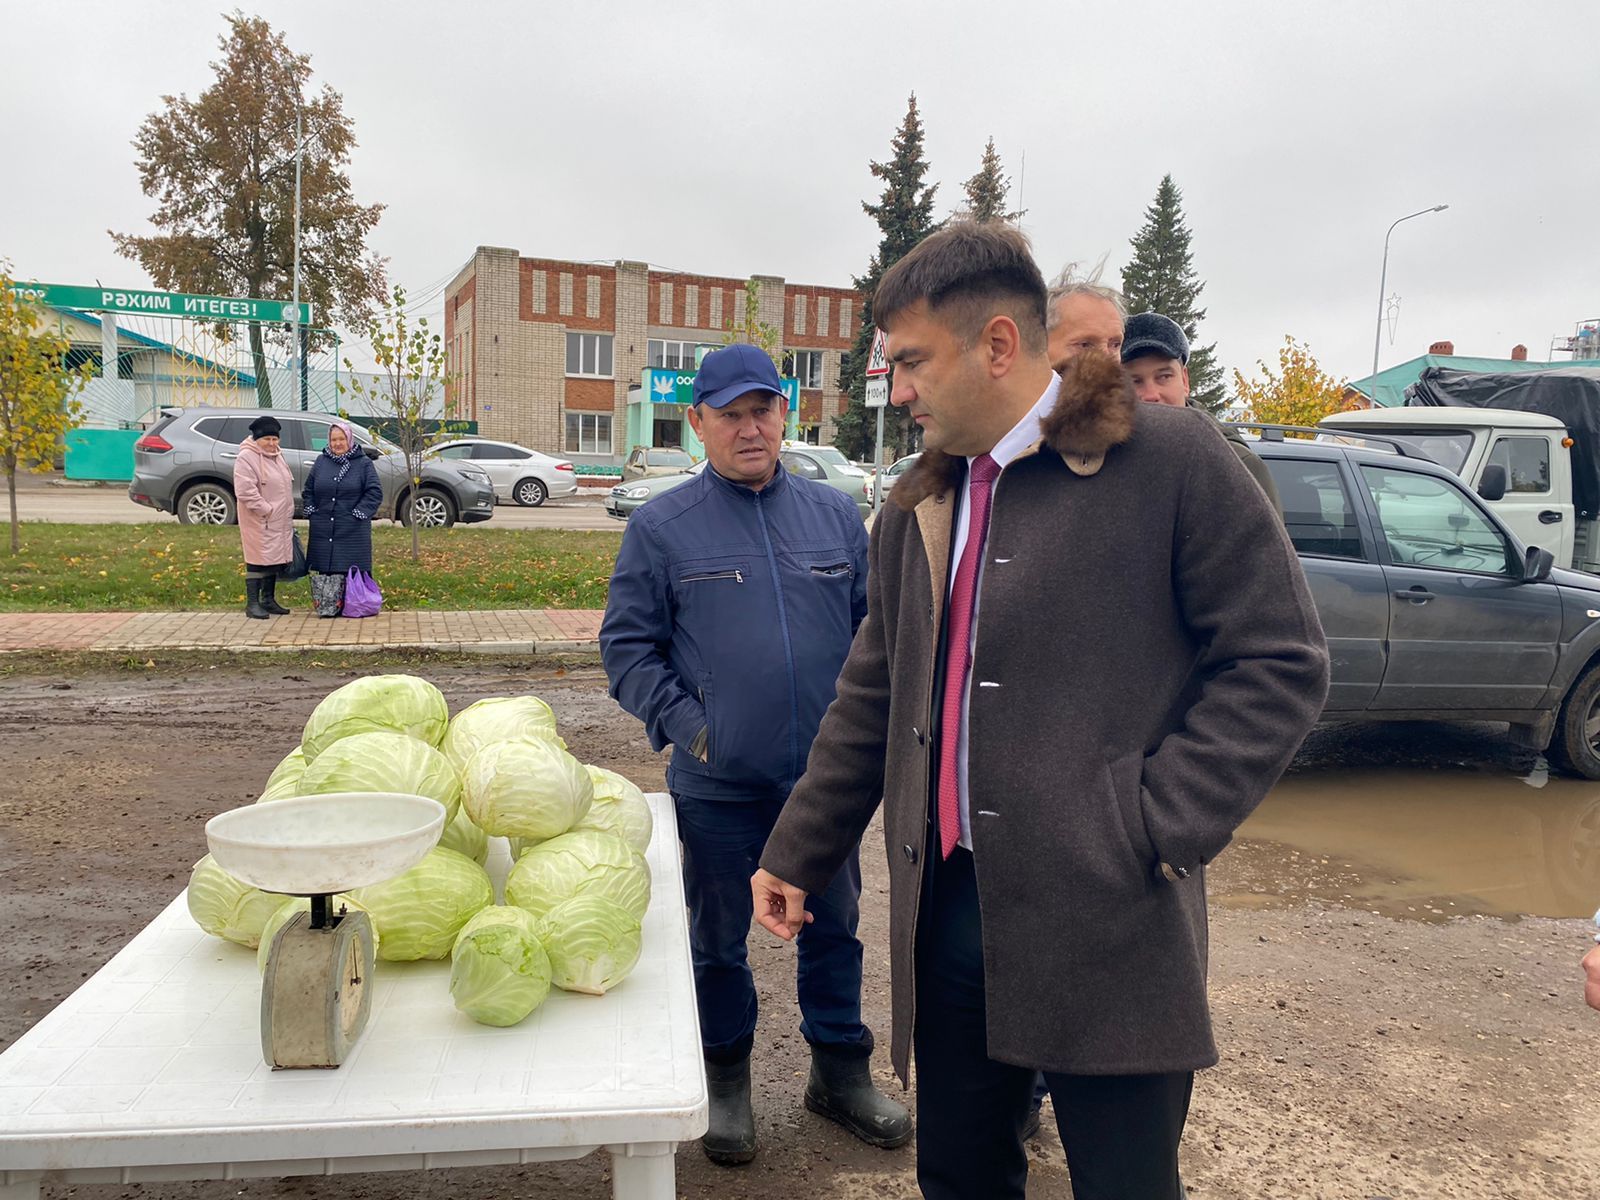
[290,98,305,410]
[1372,204,1449,388]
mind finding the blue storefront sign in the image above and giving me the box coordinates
[630,365,799,454]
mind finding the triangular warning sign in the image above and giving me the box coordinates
[866,328,890,377]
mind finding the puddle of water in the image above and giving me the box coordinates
[1215,768,1600,922]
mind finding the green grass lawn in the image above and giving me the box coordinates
[0,524,623,611]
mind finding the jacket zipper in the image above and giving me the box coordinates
[680,569,745,584]
[755,492,801,784]
[809,562,852,577]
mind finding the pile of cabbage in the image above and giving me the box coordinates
[188,673,653,1027]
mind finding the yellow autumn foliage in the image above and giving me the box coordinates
[1232,336,1359,433]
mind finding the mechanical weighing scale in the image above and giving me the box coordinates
[204,792,445,1070]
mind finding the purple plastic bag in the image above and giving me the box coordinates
[343,567,383,618]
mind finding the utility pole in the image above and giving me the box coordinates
[1015,150,1025,227]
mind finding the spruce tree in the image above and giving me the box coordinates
[1120,175,1225,413]
[956,136,1022,225]
[832,94,938,461]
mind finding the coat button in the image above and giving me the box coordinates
[903,844,918,864]
[913,727,925,745]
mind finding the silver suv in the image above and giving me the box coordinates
[129,407,496,528]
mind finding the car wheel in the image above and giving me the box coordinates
[401,488,457,529]
[1549,661,1600,780]
[514,477,548,507]
[177,482,236,526]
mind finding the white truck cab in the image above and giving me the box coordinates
[1319,408,1588,570]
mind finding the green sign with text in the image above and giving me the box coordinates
[7,282,310,325]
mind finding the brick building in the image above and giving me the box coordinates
[442,247,861,465]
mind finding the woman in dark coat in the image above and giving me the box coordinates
[302,419,383,617]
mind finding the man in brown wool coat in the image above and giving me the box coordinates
[751,221,1330,1200]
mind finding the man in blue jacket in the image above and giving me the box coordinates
[600,343,912,1166]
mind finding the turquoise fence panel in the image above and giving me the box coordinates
[64,428,140,482]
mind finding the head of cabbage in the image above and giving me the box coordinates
[301,674,449,761]
[449,905,553,1026]
[187,854,291,949]
[462,738,592,840]
[258,747,309,802]
[348,846,493,961]
[256,895,378,973]
[294,731,461,824]
[438,806,489,865]
[443,696,562,772]
[506,830,650,922]
[570,766,653,854]
[535,893,642,996]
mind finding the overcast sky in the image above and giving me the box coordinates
[6,0,1598,384]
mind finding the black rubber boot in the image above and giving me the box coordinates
[245,578,270,620]
[260,574,290,616]
[702,1055,757,1165]
[804,1045,913,1149]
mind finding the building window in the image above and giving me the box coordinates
[783,349,824,389]
[659,282,674,324]
[565,412,613,455]
[793,297,807,335]
[818,296,831,333]
[648,339,713,370]
[586,275,601,319]
[709,288,724,329]
[838,299,852,338]
[559,273,574,316]
[685,285,700,326]
[566,332,614,377]
[531,269,547,314]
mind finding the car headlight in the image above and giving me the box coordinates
[459,468,491,483]
[624,486,653,499]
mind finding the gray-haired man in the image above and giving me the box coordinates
[1045,265,1126,364]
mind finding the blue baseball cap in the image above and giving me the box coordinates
[692,343,785,409]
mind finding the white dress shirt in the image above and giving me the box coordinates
[949,373,1061,849]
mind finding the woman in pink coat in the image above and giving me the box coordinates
[233,415,296,619]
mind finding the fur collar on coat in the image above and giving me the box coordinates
[893,352,1137,510]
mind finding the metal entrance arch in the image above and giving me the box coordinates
[6,281,341,428]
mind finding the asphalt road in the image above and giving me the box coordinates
[7,472,622,530]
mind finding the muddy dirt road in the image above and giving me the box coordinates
[2,662,1598,1199]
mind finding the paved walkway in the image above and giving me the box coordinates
[0,609,605,654]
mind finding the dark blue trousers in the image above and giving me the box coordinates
[673,792,872,1064]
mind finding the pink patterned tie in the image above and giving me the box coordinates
[937,452,1001,860]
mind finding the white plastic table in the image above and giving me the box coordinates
[0,793,705,1199]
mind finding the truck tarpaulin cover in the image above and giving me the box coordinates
[1406,366,1600,517]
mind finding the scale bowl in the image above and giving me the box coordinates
[205,791,446,895]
